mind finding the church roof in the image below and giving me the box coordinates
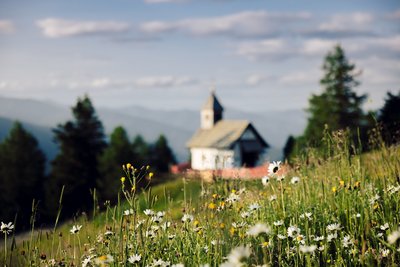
[202,92,224,112]
[186,120,269,149]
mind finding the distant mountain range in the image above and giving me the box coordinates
[0,96,307,164]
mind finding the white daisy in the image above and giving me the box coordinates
[291,176,300,184]
[181,214,194,223]
[380,223,389,231]
[248,203,261,211]
[152,259,170,267]
[225,246,251,265]
[247,223,271,236]
[241,211,250,219]
[326,223,342,232]
[380,248,390,258]
[0,222,14,235]
[69,225,82,235]
[261,176,270,186]
[128,254,141,264]
[327,232,338,242]
[273,220,284,226]
[268,161,281,175]
[287,226,300,238]
[387,227,400,244]
[342,235,354,248]
[277,234,287,240]
[269,195,277,202]
[144,209,154,216]
[123,209,134,216]
[299,245,317,253]
[313,236,324,242]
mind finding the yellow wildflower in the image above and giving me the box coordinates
[193,220,200,227]
[148,172,154,179]
[229,227,236,236]
[339,180,345,187]
[261,241,269,248]
[219,223,225,229]
[120,177,126,183]
[208,203,216,210]
[131,185,136,192]
[231,189,236,194]
[126,163,132,169]
[332,186,337,193]
[212,193,218,199]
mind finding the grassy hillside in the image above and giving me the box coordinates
[1,138,400,266]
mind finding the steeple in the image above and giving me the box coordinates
[201,90,224,130]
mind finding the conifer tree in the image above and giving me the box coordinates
[303,45,367,147]
[98,126,136,202]
[47,95,106,217]
[151,134,176,173]
[378,91,400,145]
[0,122,46,227]
[132,135,150,168]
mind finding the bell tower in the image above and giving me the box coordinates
[201,90,223,130]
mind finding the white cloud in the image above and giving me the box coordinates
[0,20,14,34]
[387,10,400,20]
[140,11,311,38]
[279,71,320,85]
[246,74,266,86]
[134,76,195,88]
[36,18,130,38]
[319,12,373,32]
[236,39,293,61]
[301,39,338,55]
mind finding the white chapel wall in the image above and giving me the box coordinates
[190,148,236,170]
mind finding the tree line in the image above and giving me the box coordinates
[0,96,176,230]
[283,45,400,161]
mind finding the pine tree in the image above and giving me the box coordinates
[151,134,176,173]
[378,91,400,145]
[303,45,367,147]
[47,95,106,218]
[0,122,46,227]
[98,126,136,202]
[132,135,150,168]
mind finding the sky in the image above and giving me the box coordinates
[0,0,399,112]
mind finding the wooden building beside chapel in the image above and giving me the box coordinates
[187,92,269,170]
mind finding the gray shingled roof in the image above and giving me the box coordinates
[202,92,224,112]
[187,120,268,149]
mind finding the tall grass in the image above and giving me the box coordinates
[1,131,399,266]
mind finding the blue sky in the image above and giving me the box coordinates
[0,0,399,112]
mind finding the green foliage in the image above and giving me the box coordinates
[0,122,45,228]
[132,134,150,168]
[98,126,136,203]
[150,134,176,173]
[378,91,400,145]
[3,137,400,266]
[47,95,106,218]
[290,45,370,159]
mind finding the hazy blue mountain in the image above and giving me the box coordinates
[0,116,58,166]
[0,96,307,163]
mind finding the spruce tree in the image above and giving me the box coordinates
[151,134,176,173]
[303,45,367,147]
[378,91,400,145]
[0,122,46,227]
[47,95,106,218]
[132,135,150,168]
[98,126,136,202]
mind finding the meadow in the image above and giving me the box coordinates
[1,131,400,267]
